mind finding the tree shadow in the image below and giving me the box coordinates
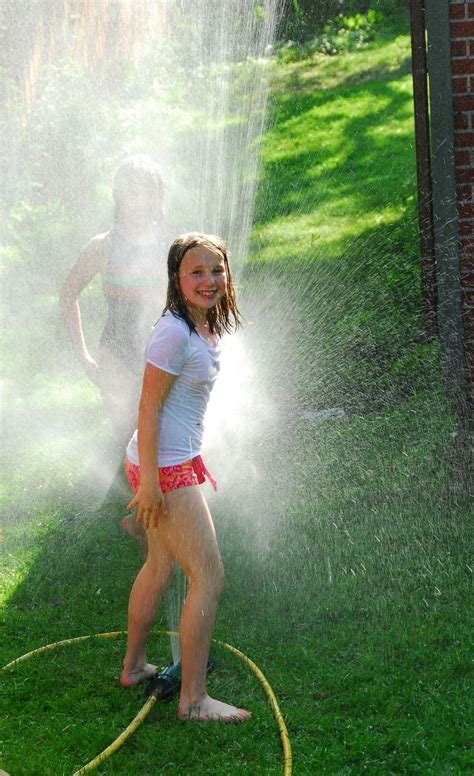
[0,493,140,663]
[255,61,415,225]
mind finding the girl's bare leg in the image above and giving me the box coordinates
[121,528,174,687]
[160,486,251,722]
[97,346,148,551]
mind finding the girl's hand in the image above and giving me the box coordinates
[128,482,166,529]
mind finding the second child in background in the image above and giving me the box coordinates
[60,154,167,447]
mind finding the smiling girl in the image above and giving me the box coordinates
[121,233,250,723]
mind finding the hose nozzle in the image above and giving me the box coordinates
[145,657,215,700]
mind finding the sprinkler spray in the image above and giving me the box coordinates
[145,657,216,700]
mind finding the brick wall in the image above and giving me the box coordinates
[450,0,474,409]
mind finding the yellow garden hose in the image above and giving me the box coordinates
[2,630,292,776]
[216,639,292,774]
[73,695,158,775]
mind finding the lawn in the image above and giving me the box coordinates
[1,14,472,776]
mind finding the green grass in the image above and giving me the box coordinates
[1,18,473,776]
[1,393,472,774]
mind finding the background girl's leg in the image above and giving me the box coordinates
[121,527,174,686]
[96,345,141,448]
[161,486,250,721]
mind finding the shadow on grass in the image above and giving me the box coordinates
[340,55,412,86]
[0,494,138,660]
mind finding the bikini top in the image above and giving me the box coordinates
[102,229,167,298]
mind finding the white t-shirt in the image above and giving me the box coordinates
[126,312,221,467]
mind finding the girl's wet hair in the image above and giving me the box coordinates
[163,232,242,336]
[113,154,164,224]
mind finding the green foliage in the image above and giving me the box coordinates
[280,0,409,43]
[278,9,385,61]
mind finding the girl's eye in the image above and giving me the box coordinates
[213,267,225,274]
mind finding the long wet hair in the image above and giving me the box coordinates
[113,154,164,226]
[163,232,242,336]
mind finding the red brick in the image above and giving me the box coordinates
[455,113,470,129]
[450,20,474,36]
[470,40,474,56]
[464,332,474,352]
[461,268,474,288]
[458,184,474,201]
[451,38,468,56]
[455,131,474,147]
[452,76,469,94]
[456,149,471,166]
[464,354,474,378]
[461,271,474,288]
[454,95,474,111]
[459,203,474,217]
[462,305,474,323]
[460,272,474,289]
[459,218,474,235]
[469,1,474,18]
[456,168,474,183]
[452,58,474,75]
[450,2,467,18]
[464,292,474,307]
[460,236,474,251]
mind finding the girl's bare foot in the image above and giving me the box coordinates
[121,513,148,559]
[177,695,251,723]
[121,662,157,687]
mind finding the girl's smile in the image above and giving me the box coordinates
[178,246,227,316]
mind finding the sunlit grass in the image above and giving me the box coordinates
[252,202,408,263]
[273,30,412,93]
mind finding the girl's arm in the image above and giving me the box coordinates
[59,232,110,381]
[128,362,176,529]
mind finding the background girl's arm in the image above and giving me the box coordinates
[128,363,176,528]
[59,232,111,381]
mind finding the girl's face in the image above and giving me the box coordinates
[178,246,227,312]
[118,176,160,225]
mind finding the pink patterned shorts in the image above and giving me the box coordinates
[124,456,217,494]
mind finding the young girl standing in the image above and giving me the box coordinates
[121,233,251,723]
[60,155,167,446]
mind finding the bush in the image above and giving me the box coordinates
[277,8,385,61]
[279,0,409,43]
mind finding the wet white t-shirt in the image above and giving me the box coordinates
[126,312,221,467]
